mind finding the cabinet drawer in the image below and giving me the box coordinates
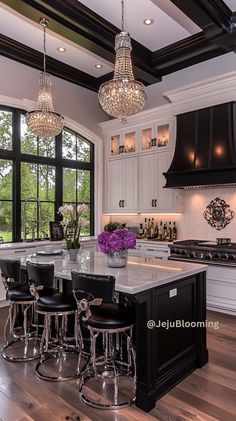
[143,245,170,259]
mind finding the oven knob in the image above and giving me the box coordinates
[214,253,220,259]
[228,254,235,261]
[205,253,212,260]
[181,250,186,256]
[176,249,181,255]
[171,249,176,254]
[221,254,228,260]
[190,252,196,259]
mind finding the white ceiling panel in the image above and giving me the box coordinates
[79,0,201,51]
[0,5,114,77]
[223,0,236,11]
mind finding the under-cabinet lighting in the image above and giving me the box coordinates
[139,213,183,216]
[128,262,182,271]
[104,213,138,216]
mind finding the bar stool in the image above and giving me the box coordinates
[27,261,80,381]
[0,259,40,362]
[72,272,136,409]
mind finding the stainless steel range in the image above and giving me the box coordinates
[169,240,236,266]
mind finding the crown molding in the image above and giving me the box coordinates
[164,71,236,114]
[0,95,36,111]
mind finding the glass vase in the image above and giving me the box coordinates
[68,248,79,262]
[106,250,128,268]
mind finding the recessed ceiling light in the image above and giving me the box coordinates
[143,18,153,25]
[95,64,103,69]
[57,47,66,52]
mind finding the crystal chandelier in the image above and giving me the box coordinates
[26,18,64,138]
[98,0,146,121]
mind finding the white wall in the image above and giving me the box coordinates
[0,56,109,137]
[144,52,236,110]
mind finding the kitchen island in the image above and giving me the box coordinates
[2,249,208,412]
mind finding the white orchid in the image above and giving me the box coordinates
[77,203,89,214]
[58,203,89,249]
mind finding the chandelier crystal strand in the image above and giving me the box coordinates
[98,0,146,122]
[26,18,64,138]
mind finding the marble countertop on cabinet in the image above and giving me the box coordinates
[0,237,97,251]
[4,249,207,295]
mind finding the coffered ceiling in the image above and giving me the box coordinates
[0,0,236,92]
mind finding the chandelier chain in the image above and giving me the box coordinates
[43,22,46,73]
[121,0,124,31]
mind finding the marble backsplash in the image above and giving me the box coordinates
[103,187,236,241]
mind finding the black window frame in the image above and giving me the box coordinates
[0,105,95,242]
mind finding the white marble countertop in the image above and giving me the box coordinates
[3,249,207,294]
[0,237,97,251]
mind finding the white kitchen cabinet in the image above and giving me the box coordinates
[207,265,236,316]
[129,240,170,260]
[105,156,138,212]
[138,151,183,212]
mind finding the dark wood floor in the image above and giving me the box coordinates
[0,308,235,421]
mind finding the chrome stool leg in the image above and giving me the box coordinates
[36,310,82,382]
[1,300,40,362]
[79,325,136,409]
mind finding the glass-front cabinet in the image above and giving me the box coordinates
[108,119,171,157]
[110,130,137,157]
[140,122,171,152]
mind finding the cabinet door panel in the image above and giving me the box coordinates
[139,155,156,211]
[156,152,173,211]
[123,157,138,211]
[106,160,123,212]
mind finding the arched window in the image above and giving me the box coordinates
[0,106,94,242]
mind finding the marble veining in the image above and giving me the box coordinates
[2,249,207,294]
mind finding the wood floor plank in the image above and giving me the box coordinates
[0,309,235,421]
[0,389,29,421]
[176,375,236,419]
[152,393,219,421]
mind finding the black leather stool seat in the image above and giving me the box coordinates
[36,293,77,313]
[8,282,28,290]
[7,285,34,302]
[85,303,135,330]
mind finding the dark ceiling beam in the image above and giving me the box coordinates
[152,32,225,74]
[169,0,232,32]
[0,34,99,92]
[2,0,161,85]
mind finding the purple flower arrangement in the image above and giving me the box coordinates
[98,228,136,254]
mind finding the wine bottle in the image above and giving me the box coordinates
[173,221,177,241]
[144,218,148,238]
[154,222,159,239]
[159,221,163,240]
[167,221,172,241]
[150,218,154,238]
[139,223,144,237]
[163,222,167,240]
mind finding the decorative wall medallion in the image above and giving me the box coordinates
[203,197,235,230]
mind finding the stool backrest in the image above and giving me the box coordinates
[71,272,115,303]
[26,261,54,288]
[0,259,21,283]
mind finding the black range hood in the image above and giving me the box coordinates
[164,102,236,188]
